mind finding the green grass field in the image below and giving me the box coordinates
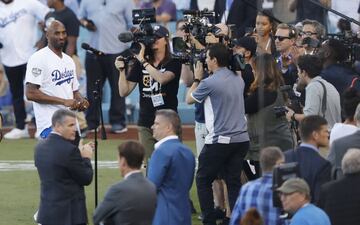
[0,139,202,225]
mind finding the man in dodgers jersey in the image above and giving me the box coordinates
[0,0,50,139]
[25,20,88,139]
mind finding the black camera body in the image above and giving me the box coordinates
[272,162,300,208]
[118,8,157,55]
[171,36,207,65]
[279,85,303,113]
[182,9,220,45]
[230,53,246,71]
[302,37,320,48]
[326,32,360,65]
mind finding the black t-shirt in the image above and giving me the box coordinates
[127,58,182,128]
[245,88,278,114]
[45,7,80,52]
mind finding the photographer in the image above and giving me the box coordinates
[285,55,341,130]
[300,19,325,55]
[186,43,249,225]
[318,39,360,95]
[232,36,256,97]
[180,23,233,220]
[117,25,181,160]
[245,53,293,177]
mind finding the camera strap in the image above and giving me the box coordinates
[350,76,359,88]
[316,80,327,118]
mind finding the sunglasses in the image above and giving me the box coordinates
[274,36,290,41]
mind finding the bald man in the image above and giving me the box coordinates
[25,20,88,139]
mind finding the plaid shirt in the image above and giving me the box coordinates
[230,173,285,225]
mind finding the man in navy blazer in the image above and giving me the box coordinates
[93,140,157,225]
[148,109,196,225]
[284,115,332,203]
[34,109,94,225]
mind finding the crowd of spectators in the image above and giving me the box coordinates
[2,0,360,225]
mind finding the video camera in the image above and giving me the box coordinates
[118,8,157,55]
[172,36,246,72]
[326,32,360,66]
[272,162,300,208]
[172,36,207,65]
[181,9,221,45]
[272,85,303,123]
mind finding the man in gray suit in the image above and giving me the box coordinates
[35,109,94,225]
[93,141,157,225]
[328,103,360,178]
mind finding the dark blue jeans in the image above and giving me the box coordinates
[196,141,249,225]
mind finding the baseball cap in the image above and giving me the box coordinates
[233,36,257,56]
[277,178,310,195]
[153,25,169,38]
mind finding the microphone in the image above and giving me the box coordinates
[118,32,134,43]
[81,43,103,56]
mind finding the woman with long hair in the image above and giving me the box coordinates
[117,25,182,160]
[245,53,293,177]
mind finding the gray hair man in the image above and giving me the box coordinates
[34,109,93,225]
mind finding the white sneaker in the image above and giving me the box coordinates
[4,127,30,139]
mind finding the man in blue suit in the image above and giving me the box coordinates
[284,115,332,203]
[34,109,94,225]
[148,109,196,225]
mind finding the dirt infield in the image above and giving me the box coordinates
[3,124,196,140]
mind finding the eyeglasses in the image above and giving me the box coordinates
[274,36,290,41]
[300,31,317,36]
